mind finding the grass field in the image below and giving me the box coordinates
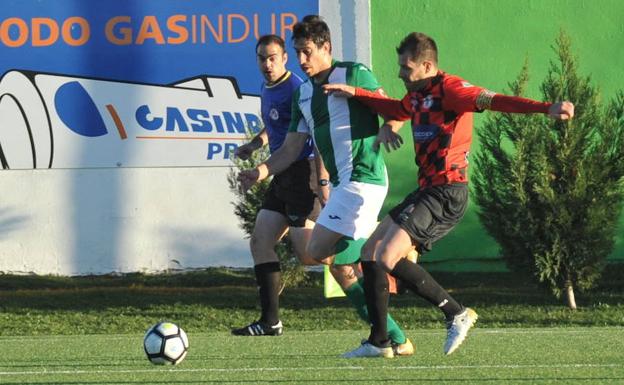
[1,267,624,384]
[1,328,623,384]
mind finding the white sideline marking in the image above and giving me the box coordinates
[1,328,622,342]
[0,363,621,376]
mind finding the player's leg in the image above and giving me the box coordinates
[341,218,398,358]
[335,272,412,356]
[288,191,407,353]
[288,220,318,266]
[341,217,399,357]
[329,233,410,353]
[306,223,344,264]
[232,181,289,336]
[383,185,477,354]
[283,158,320,266]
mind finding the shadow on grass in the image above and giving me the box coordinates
[1,265,623,315]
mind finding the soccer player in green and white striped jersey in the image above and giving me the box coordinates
[238,15,412,358]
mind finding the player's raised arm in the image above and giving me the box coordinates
[323,84,412,122]
[488,93,574,120]
[441,76,575,120]
[238,131,309,191]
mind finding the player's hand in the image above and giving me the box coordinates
[548,101,575,120]
[234,143,255,160]
[374,123,404,152]
[237,168,260,192]
[322,84,356,98]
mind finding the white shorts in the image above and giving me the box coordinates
[316,181,388,239]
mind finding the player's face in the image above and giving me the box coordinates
[256,43,288,84]
[294,38,332,79]
[398,53,434,91]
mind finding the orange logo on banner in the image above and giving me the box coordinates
[0,16,89,47]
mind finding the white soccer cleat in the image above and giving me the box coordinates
[342,341,394,358]
[444,308,478,355]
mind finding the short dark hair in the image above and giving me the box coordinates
[396,32,438,64]
[256,34,285,52]
[292,15,331,50]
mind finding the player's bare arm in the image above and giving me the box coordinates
[235,128,268,160]
[313,147,330,206]
[238,131,309,191]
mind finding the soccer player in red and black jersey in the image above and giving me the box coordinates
[324,32,574,358]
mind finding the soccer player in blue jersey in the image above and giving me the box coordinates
[231,34,322,337]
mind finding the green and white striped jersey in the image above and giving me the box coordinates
[288,61,386,187]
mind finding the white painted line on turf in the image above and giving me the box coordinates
[1,328,622,342]
[0,363,621,376]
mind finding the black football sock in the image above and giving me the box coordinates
[254,262,281,326]
[361,261,391,348]
[391,258,463,319]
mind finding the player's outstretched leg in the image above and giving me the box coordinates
[391,258,477,355]
[444,307,478,355]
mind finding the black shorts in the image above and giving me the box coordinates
[261,158,320,227]
[389,183,468,254]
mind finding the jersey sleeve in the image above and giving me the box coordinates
[288,87,310,134]
[444,75,552,114]
[349,63,381,92]
[490,94,551,114]
[353,88,412,121]
[442,75,490,113]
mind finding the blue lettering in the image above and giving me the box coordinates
[207,142,239,160]
[207,143,223,160]
[136,105,163,131]
[166,107,189,132]
[245,113,262,134]
[223,112,245,133]
[187,109,212,132]
[224,143,238,159]
[213,114,225,133]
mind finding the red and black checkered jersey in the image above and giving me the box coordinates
[353,71,551,188]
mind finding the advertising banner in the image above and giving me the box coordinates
[0,0,317,169]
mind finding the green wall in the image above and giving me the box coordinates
[370,0,624,270]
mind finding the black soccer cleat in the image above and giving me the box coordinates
[231,320,283,336]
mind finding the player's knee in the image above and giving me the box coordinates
[306,242,332,265]
[249,233,262,254]
[374,248,399,273]
[298,255,318,266]
[329,264,358,286]
[360,239,376,262]
[249,232,273,257]
[376,258,394,273]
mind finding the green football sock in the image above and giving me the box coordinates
[343,278,407,345]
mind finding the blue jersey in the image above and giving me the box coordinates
[261,71,313,160]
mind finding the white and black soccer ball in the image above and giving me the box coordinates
[143,322,189,365]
